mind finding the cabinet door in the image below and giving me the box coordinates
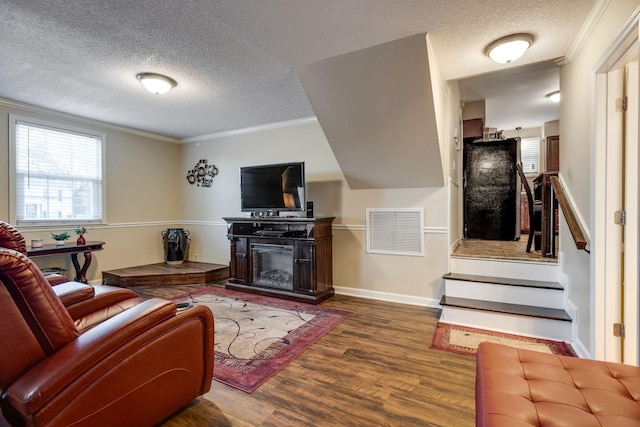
[546,136,560,171]
[294,241,315,295]
[230,237,248,284]
[463,118,483,139]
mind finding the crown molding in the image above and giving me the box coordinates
[561,0,610,64]
[181,116,318,143]
[0,97,181,144]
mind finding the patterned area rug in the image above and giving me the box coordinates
[430,322,576,357]
[171,288,350,393]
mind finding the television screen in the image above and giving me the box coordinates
[240,162,305,212]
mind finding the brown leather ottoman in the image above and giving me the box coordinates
[476,342,640,426]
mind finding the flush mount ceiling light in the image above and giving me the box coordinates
[136,72,177,95]
[485,33,534,64]
[546,91,561,103]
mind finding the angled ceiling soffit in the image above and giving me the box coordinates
[297,33,444,189]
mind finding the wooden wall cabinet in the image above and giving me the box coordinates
[543,135,560,172]
[223,217,334,304]
[463,118,484,139]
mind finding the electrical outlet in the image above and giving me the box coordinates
[194,253,199,261]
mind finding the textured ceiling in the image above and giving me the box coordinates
[0,0,595,139]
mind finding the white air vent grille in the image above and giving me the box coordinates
[366,208,424,256]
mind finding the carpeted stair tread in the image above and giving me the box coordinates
[439,295,572,321]
[443,273,563,290]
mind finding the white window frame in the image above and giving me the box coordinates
[9,114,107,227]
[520,137,541,175]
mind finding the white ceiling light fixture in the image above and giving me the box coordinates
[485,33,534,64]
[546,90,560,103]
[136,72,177,95]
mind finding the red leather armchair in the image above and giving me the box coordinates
[0,247,214,426]
[0,222,144,332]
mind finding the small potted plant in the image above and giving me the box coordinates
[74,227,87,245]
[51,232,71,246]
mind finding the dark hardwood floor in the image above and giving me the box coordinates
[135,284,477,427]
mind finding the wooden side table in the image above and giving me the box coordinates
[28,241,105,283]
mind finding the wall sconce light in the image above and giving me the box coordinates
[136,72,177,95]
[546,91,561,103]
[485,33,534,64]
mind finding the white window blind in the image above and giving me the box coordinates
[11,116,104,225]
[520,137,540,174]
[366,208,424,256]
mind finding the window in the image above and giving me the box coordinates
[520,137,540,174]
[10,115,105,226]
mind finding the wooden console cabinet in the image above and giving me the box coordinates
[223,217,334,304]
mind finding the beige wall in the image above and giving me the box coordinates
[542,120,559,137]
[462,100,485,121]
[182,121,449,304]
[502,126,541,139]
[0,99,450,304]
[0,101,184,280]
[559,0,640,353]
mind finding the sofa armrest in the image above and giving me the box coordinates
[51,281,95,306]
[45,273,71,286]
[65,284,139,320]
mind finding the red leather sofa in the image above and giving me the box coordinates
[476,342,640,426]
[0,232,214,425]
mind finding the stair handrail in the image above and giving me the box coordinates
[549,176,590,252]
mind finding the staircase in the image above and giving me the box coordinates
[440,256,572,341]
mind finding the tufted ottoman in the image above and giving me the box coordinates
[475,342,640,426]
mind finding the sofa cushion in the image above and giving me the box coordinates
[476,342,640,427]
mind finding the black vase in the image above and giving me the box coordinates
[161,228,190,265]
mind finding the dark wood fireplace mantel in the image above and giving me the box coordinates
[223,217,334,304]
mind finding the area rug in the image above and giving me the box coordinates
[430,322,577,357]
[171,287,350,393]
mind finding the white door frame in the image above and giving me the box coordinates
[593,16,640,364]
[624,60,639,365]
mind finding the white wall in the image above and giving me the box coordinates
[559,0,640,355]
[182,121,449,305]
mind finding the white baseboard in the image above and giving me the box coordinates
[571,337,590,359]
[333,286,441,308]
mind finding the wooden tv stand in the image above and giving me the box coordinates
[223,217,334,304]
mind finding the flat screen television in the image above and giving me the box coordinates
[240,162,305,213]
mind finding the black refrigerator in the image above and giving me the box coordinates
[463,138,520,241]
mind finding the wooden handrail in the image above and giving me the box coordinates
[550,176,589,251]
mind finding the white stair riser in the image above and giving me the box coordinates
[450,257,558,282]
[440,306,571,342]
[445,279,565,309]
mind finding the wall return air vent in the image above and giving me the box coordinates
[366,208,424,256]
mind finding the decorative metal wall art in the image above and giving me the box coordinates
[187,159,218,187]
